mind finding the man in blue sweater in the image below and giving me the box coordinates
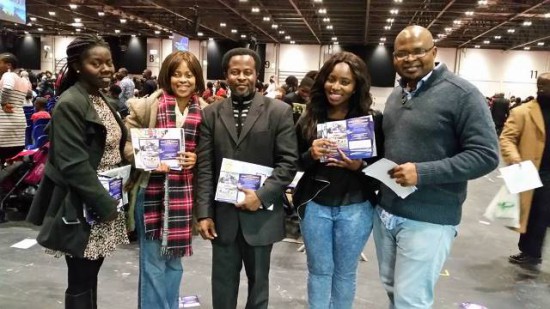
[374,25,499,308]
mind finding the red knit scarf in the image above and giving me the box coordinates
[143,92,202,257]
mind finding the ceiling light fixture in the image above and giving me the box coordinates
[285,35,291,40]
[384,26,391,30]
[334,41,339,45]
[48,11,56,16]
[263,17,270,21]
[318,8,327,14]
[474,45,480,48]
[71,22,83,27]
[523,21,532,26]
[69,4,78,9]
[251,7,260,13]
[120,19,127,23]
[390,9,399,15]
[380,37,386,41]
[465,11,474,16]
[290,40,296,44]
[332,36,337,41]
[220,22,226,27]
[494,35,501,39]
[478,0,488,5]
[154,30,160,34]
[445,27,453,32]
[524,46,530,50]
[386,18,395,23]
[98,12,105,16]
[30,17,36,21]
[545,13,550,18]
[507,28,515,33]
[241,34,246,38]
[115,29,121,34]
[379,42,385,46]
[453,20,462,25]
[197,32,204,36]
[231,29,238,33]
[483,40,490,44]
[323,17,330,22]
[279,30,285,34]
[326,25,333,30]
[272,24,278,29]
[314,0,323,3]
[75,28,81,32]
[74,18,81,22]
[38,28,43,31]
[538,42,545,46]
[394,0,403,3]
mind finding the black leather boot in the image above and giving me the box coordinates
[65,290,93,309]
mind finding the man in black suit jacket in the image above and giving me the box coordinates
[196,48,298,309]
[490,93,510,135]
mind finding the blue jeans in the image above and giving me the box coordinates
[301,200,374,309]
[135,187,183,309]
[373,206,456,309]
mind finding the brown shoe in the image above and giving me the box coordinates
[508,252,542,265]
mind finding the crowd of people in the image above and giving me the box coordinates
[0,22,547,309]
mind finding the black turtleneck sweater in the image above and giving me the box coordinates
[231,92,255,137]
[538,98,550,173]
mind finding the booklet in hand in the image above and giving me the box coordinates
[130,128,184,171]
[214,159,273,207]
[317,115,377,162]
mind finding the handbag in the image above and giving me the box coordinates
[483,185,520,228]
[36,203,91,258]
[34,162,91,258]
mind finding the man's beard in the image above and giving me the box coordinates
[537,94,550,105]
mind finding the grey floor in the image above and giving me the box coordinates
[1,168,550,309]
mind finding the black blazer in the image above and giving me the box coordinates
[195,93,298,246]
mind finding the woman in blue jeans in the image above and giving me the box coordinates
[293,52,384,309]
[124,51,207,309]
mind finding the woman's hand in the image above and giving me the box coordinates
[152,162,170,174]
[325,149,364,171]
[179,151,197,170]
[310,138,337,161]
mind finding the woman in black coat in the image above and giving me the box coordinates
[27,34,128,309]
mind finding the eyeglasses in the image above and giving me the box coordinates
[393,45,435,61]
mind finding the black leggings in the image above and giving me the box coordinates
[65,256,104,295]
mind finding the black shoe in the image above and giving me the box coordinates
[65,290,93,309]
[508,252,542,265]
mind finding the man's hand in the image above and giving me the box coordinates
[178,151,197,170]
[1,103,14,113]
[198,218,217,240]
[310,138,337,161]
[389,162,418,186]
[235,188,262,211]
[326,149,364,171]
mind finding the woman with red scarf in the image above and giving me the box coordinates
[124,51,207,309]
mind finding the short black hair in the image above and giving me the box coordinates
[299,76,315,88]
[0,53,18,69]
[221,48,261,76]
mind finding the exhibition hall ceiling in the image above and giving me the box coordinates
[2,0,550,51]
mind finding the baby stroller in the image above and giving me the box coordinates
[0,143,49,222]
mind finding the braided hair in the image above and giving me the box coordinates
[57,34,110,95]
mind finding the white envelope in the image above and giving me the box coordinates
[362,158,417,199]
[499,160,543,194]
